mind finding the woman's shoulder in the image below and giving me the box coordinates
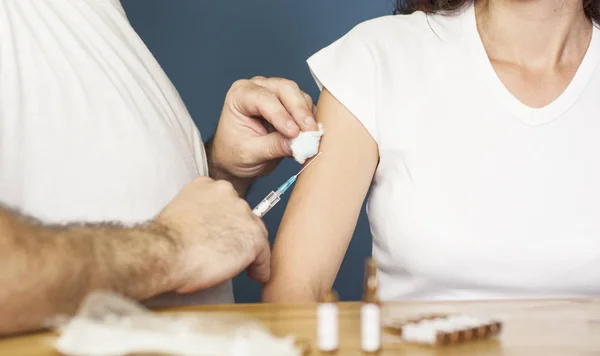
[306,9,472,143]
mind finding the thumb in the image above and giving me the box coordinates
[246,238,271,284]
[249,132,292,162]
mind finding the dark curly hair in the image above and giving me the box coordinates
[394,0,600,23]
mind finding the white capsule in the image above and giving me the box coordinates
[317,302,339,352]
[360,303,381,352]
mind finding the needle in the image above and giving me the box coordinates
[296,152,322,177]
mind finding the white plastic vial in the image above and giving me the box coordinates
[360,302,381,353]
[317,302,339,352]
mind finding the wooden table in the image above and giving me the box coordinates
[1,298,599,355]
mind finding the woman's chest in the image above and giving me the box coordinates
[368,100,600,293]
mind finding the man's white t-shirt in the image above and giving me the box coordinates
[308,3,600,300]
[0,0,232,305]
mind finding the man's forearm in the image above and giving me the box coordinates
[0,208,178,335]
[204,138,253,197]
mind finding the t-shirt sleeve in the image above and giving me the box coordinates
[307,23,379,142]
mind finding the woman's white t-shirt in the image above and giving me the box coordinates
[0,0,232,305]
[308,3,600,300]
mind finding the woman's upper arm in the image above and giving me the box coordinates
[261,88,378,302]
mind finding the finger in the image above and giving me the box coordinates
[303,93,314,111]
[304,94,319,121]
[212,180,238,197]
[252,77,317,132]
[246,131,291,161]
[301,91,318,117]
[235,81,300,138]
[251,77,318,133]
[246,237,271,284]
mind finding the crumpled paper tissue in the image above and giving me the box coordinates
[51,292,304,356]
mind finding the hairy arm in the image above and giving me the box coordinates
[205,138,252,197]
[0,207,178,335]
[261,89,378,302]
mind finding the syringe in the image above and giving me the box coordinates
[252,152,322,218]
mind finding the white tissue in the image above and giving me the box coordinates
[53,292,303,356]
[289,123,324,164]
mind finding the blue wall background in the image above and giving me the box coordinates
[121,0,392,302]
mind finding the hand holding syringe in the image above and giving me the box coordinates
[252,152,322,218]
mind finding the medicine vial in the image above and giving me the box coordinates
[361,258,382,353]
[317,290,339,352]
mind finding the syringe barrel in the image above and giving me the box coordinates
[252,191,281,217]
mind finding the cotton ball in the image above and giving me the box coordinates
[289,123,324,164]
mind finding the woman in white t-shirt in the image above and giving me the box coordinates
[262,0,600,302]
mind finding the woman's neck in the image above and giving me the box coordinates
[475,0,593,69]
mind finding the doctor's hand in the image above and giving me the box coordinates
[208,76,318,181]
[156,176,270,293]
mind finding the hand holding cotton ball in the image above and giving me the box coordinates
[289,123,324,164]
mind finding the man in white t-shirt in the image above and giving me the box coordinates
[0,0,318,335]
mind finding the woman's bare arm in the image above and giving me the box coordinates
[261,88,378,302]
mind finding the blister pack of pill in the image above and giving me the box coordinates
[384,313,502,346]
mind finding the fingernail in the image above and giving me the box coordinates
[305,117,316,128]
[282,138,292,154]
[286,121,298,133]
